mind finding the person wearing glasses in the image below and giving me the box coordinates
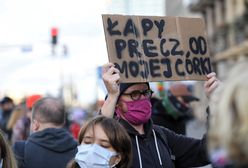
[100,63,219,168]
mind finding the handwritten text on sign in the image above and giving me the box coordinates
[102,15,212,82]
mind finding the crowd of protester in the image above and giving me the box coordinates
[0,61,247,168]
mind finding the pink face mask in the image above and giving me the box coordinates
[116,98,152,125]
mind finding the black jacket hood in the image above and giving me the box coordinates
[118,118,154,137]
[28,128,77,153]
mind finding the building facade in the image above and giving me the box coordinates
[190,0,248,80]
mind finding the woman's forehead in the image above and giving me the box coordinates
[125,83,148,92]
[84,124,109,139]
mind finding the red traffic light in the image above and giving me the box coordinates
[51,27,58,45]
[51,27,58,36]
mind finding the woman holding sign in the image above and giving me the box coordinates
[100,62,219,168]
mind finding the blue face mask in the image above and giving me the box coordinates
[75,144,118,168]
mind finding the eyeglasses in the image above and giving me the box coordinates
[122,89,154,101]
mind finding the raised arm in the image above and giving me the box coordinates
[204,72,220,98]
[101,63,120,118]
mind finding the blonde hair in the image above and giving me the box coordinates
[0,130,18,168]
[208,61,248,165]
[7,106,25,130]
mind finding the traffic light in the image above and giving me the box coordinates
[51,27,58,45]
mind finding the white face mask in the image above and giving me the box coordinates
[75,144,118,168]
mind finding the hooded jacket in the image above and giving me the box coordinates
[13,128,78,168]
[118,118,210,168]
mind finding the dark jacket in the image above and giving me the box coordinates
[118,118,210,168]
[13,128,78,168]
[151,97,193,135]
[151,113,187,135]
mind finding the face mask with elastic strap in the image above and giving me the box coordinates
[161,94,183,120]
[162,90,193,119]
[75,144,119,168]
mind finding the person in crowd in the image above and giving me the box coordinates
[69,108,86,139]
[208,62,248,168]
[11,94,42,144]
[68,115,132,168]
[0,96,15,141]
[151,83,199,135]
[13,97,77,168]
[0,130,17,168]
[100,62,219,168]
[6,104,26,144]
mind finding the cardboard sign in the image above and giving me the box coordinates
[102,14,212,83]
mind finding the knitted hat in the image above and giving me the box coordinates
[26,94,42,110]
[104,82,150,102]
[118,82,150,101]
[0,96,13,105]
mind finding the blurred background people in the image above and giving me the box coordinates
[208,62,248,168]
[0,130,17,168]
[13,97,77,168]
[11,94,42,144]
[69,108,87,139]
[68,115,132,168]
[0,97,15,141]
[151,83,199,135]
[6,104,26,144]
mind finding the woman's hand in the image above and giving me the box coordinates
[101,63,121,118]
[102,63,120,97]
[204,72,220,98]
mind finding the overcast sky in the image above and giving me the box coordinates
[0,0,168,105]
[0,0,110,104]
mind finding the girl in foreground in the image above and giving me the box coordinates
[68,116,132,168]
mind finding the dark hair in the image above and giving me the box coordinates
[32,97,65,126]
[0,96,13,105]
[69,116,132,168]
